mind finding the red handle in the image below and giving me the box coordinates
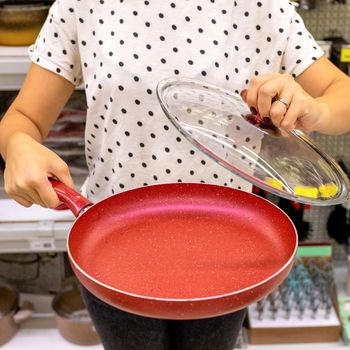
[49,179,92,217]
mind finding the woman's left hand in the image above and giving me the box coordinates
[241,73,325,132]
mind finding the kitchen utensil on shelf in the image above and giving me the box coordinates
[52,277,100,345]
[50,179,298,320]
[0,1,51,46]
[0,280,33,346]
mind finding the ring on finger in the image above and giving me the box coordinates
[277,97,290,110]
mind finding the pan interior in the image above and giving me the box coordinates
[68,184,296,299]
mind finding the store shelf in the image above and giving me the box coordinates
[1,318,346,350]
[2,326,343,350]
[250,343,345,349]
[0,220,73,253]
[0,46,30,90]
[0,175,87,253]
[0,180,75,253]
[1,327,103,350]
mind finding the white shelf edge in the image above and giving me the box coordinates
[0,46,31,90]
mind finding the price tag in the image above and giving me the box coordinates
[340,47,350,62]
[30,239,56,251]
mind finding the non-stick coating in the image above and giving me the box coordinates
[68,183,297,318]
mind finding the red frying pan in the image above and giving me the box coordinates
[51,179,297,320]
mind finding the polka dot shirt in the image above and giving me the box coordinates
[29,0,324,202]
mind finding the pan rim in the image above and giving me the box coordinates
[67,183,298,302]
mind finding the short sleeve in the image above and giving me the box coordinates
[28,0,83,86]
[282,8,324,77]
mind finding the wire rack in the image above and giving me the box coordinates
[300,0,350,41]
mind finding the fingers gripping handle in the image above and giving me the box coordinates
[49,179,92,217]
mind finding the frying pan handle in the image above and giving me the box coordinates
[49,179,92,217]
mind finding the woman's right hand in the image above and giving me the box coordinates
[4,132,74,208]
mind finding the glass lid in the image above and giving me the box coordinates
[156,77,350,206]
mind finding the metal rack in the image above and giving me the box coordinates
[300,1,350,42]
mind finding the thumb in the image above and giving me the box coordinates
[49,162,74,189]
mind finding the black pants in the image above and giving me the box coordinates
[81,286,246,350]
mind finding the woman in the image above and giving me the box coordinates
[1,0,350,349]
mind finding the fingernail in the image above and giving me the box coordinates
[250,106,257,114]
